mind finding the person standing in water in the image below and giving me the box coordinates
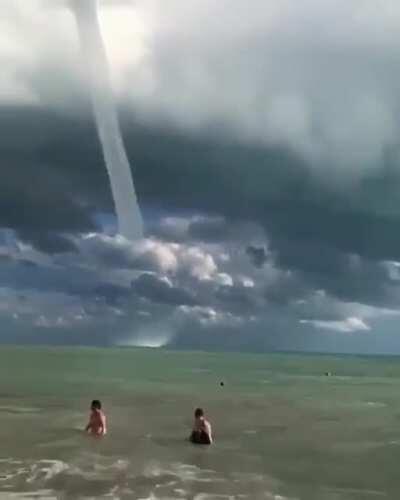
[190,408,213,444]
[85,400,107,436]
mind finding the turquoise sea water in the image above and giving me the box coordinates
[0,347,399,499]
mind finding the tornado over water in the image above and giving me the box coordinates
[72,0,143,241]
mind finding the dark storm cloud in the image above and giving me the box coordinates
[132,273,197,306]
[18,231,77,254]
[2,106,400,314]
[5,0,400,174]
[246,245,268,269]
[3,0,400,351]
[215,283,259,313]
[0,249,134,306]
[3,106,399,252]
[0,110,99,250]
[187,217,231,242]
[168,306,319,353]
[264,271,310,306]
[269,234,400,308]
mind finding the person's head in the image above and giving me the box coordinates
[91,400,102,411]
[194,408,204,419]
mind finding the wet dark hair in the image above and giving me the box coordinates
[194,407,204,418]
[91,400,102,410]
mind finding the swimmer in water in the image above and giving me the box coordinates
[85,400,107,436]
[190,408,213,445]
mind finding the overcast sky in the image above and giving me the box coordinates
[2,0,400,353]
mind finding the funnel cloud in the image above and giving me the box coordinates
[71,0,143,241]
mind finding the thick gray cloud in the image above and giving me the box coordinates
[4,0,400,176]
[132,273,197,307]
[1,223,400,352]
[246,245,268,269]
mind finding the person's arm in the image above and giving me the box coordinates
[99,413,107,435]
[204,421,213,443]
[85,419,91,432]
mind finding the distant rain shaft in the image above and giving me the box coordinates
[71,0,143,241]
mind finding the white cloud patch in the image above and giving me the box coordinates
[239,276,255,288]
[383,261,400,281]
[214,273,233,287]
[78,233,219,281]
[155,216,191,241]
[178,305,244,328]
[300,316,370,333]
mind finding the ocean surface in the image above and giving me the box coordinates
[0,347,399,499]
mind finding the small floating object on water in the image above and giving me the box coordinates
[325,372,332,377]
[220,381,225,386]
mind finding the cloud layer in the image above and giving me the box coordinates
[2,0,400,351]
[3,0,400,175]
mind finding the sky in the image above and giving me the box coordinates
[2,0,400,353]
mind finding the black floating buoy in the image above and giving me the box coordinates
[220,381,225,387]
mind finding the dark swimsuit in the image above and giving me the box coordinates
[190,429,211,445]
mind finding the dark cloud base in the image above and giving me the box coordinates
[2,105,400,352]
